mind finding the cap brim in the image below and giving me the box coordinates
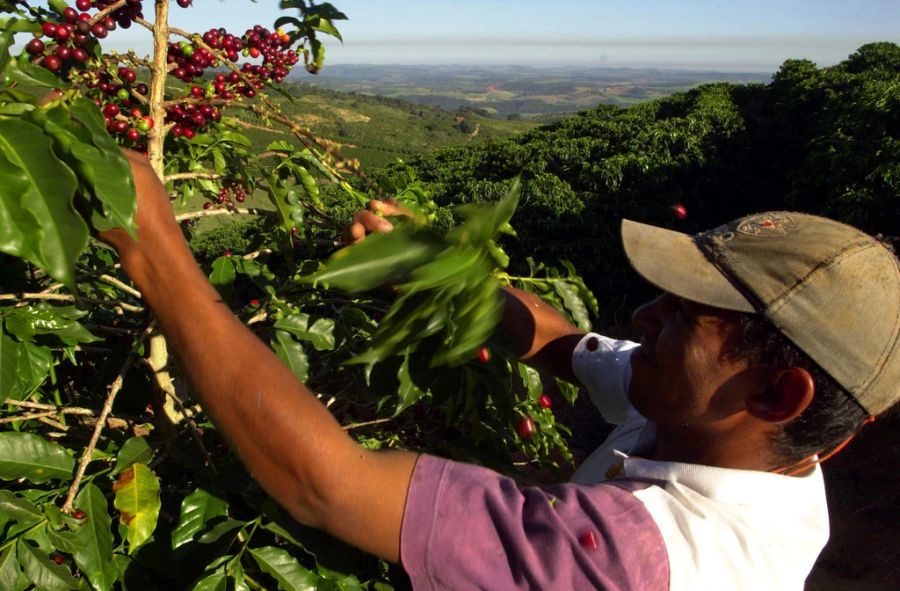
[621,219,755,313]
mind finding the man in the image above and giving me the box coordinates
[104,152,899,589]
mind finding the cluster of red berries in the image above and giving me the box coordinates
[239,25,299,84]
[83,68,153,143]
[166,99,221,140]
[83,0,145,31]
[203,179,249,210]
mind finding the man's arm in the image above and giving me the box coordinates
[104,152,416,563]
[500,286,586,385]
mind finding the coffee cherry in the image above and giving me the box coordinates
[476,345,491,364]
[249,298,260,307]
[62,7,79,23]
[177,0,192,7]
[41,22,58,37]
[43,54,62,72]
[25,38,45,55]
[102,102,120,117]
[223,249,233,257]
[72,509,87,520]
[51,553,66,565]
[516,416,536,440]
[76,0,92,10]
[56,25,72,42]
[119,67,136,83]
[670,203,687,220]
[71,47,88,63]
[538,394,552,409]
[126,128,140,142]
[116,88,130,100]
[90,23,108,39]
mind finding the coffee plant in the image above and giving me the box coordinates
[0,1,596,588]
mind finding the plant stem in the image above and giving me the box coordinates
[61,326,152,514]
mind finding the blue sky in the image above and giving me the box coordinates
[111,0,899,72]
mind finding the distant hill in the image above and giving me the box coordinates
[297,64,772,118]
[238,83,537,169]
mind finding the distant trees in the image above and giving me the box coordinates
[380,43,900,323]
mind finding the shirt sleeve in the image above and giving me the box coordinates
[572,333,639,425]
[401,455,669,591]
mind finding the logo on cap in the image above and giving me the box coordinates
[735,213,797,237]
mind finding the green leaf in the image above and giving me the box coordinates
[0,545,21,591]
[30,101,137,235]
[17,539,79,591]
[0,118,85,286]
[553,281,591,331]
[71,483,116,591]
[6,54,60,88]
[272,330,309,382]
[305,224,440,292]
[249,546,318,591]
[3,304,99,346]
[209,256,236,291]
[191,569,227,591]
[0,432,74,483]
[171,488,229,550]
[274,314,335,351]
[0,490,42,523]
[197,519,244,544]
[395,355,426,415]
[112,463,161,555]
[111,436,155,476]
[14,341,53,400]
[0,331,21,401]
[517,362,543,399]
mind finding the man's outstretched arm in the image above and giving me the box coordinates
[104,152,417,563]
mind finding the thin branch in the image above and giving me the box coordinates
[61,327,152,514]
[342,418,393,431]
[88,0,127,25]
[0,292,144,313]
[98,274,142,299]
[0,411,56,424]
[165,171,224,183]
[175,207,269,222]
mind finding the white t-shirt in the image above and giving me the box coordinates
[570,333,830,591]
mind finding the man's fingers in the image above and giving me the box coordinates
[353,209,394,234]
[344,222,366,245]
[369,199,414,219]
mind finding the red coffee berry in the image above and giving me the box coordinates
[516,416,536,440]
[476,345,491,364]
[223,249,233,257]
[670,203,688,220]
[43,54,62,72]
[76,0,92,11]
[126,128,141,142]
[25,38,45,55]
[62,7,78,23]
[90,23,108,39]
[41,22,58,37]
[51,553,66,565]
[249,298,260,307]
[72,509,87,519]
[538,394,552,409]
[102,102,120,117]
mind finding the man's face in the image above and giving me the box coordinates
[628,292,755,427]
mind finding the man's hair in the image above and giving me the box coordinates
[735,315,869,465]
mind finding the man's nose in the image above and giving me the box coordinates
[631,293,667,335]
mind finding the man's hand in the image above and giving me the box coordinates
[344,199,412,244]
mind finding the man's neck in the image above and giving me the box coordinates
[649,423,778,473]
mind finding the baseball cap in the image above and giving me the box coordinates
[621,211,900,416]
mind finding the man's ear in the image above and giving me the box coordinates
[746,368,815,423]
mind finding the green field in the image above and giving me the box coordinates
[237,83,538,169]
